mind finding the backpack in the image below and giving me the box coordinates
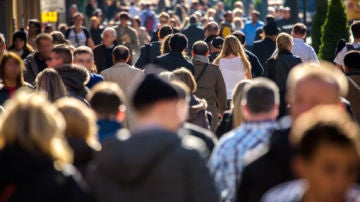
[145,14,155,33]
[346,43,360,52]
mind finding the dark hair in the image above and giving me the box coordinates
[344,50,360,69]
[36,33,53,46]
[172,67,197,93]
[232,31,246,45]
[112,45,130,62]
[205,22,219,33]
[159,25,173,39]
[52,45,73,64]
[243,78,279,114]
[189,15,197,24]
[265,15,275,24]
[119,12,130,20]
[351,21,360,39]
[292,23,307,36]
[169,33,188,52]
[132,17,141,27]
[192,41,209,55]
[28,19,42,35]
[0,52,25,87]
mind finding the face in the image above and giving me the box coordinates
[225,14,233,22]
[14,38,25,50]
[284,11,291,19]
[37,39,53,58]
[120,18,128,27]
[132,19,140,28]
[290,78,340,120]
[252,13,259,22]
[159,17,169,26]
[73,16,84,26]
[102,30,115,46]
[46,52,64,68]
[73,53,93,71]
[299,144,359,202]
[4,59,21,81]
[28,23,39,35]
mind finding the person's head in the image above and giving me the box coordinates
[205,21,220,37]
[265,14,275,24]
[232,31,246,45]
[231,80,253,128]
[56,98,100,151]
[233,17,244,29]
[51,31,70,46]
[112,45,130,64]
[172,67,197,93]
[159,12,171,26]
[241,78,279,121]
[44,23,54,34]
[87,82,126,121]
[344,50,360,72]
[72,12,84,27]
[276,32,293,52]
[89,16,100,29]
[101,27,117,47]
[287,62,348,120]
[169,33,188,53]
[27,19,42,36]
[234,1,244,10]
[189,15,197,25]
[36,33,53,59]
[36,68,67,102]
[233,8,244,18]
[192,41,209,56]
[12,29,27,51]
[0,52,25,87]
[291,23,307,39]
[211,36,224,52]
[251,11,260,23]
[47,45,72,68]
[119,12,130,27]
[158,25,173,40]
[224,11,234,23]
[0,34,5,58]
[58,23,68,35]
[0,92,72,167]
[73,46,95,72]
[283,7,291,19]
[351,21,360,39]
[291,105,360,202]
[161,34,173,55]
[131,17,141,29]
[217,2,224,10]
[263,21,280,37]
[130,74,189,132]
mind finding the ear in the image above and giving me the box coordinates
[292,155,306,178]
[126,55,131,62]
[116,105,126,122]
[191,50,195,56]
[241,102,250,120]
[206,51,209,56]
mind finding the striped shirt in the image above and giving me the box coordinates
[208,120,278,202]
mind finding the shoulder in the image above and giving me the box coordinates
[262,180,305,202]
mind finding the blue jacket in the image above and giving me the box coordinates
[97,120,122,142]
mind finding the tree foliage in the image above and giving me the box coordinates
[311,0,328,53]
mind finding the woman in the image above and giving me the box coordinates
[266,33,302,118]
[65,12,95,49]
[27,19,42,49]
[214,35,252,103]
[89,16,103,46]
[132,17,150,47]
[7,29,34,59]
[0,92,91,201]
[56,97,100,179]
[36,68,68,102]
[0,52,33,105]
[160,34,173,55]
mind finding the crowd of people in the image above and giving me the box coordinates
[1,0,360,201]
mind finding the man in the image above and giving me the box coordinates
[191,41,227,131]
[139,3,157,36]
[334,21,360,70]
[89,74,219,202]
[276,7,292,32]
[135,25,173,69]
[291,23,319,63]
[73,46,103,89]
[214,2,225,23]
[25,33,53,84]
[151,12,180,42]
[344,50,360,122]
[252,21,279,68]
[208,36,223,63]
[101,45,143,94]
[93,27,118,73]
[115,12,139,64]
[209,78,279,202]
[65,12,95,49]
[154,33,195,74]
[204,22,220,49]
[182,15,205,55]
[232,31,264,77]
[236,63,349,202]
[46,45,72,68]
[242,11,264,50]
[220,11,234,38]
[0,34,6,59]
[87,82,126,142]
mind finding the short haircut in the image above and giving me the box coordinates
[292,23,307,36]
[242,77,279,114]
[189,15,197,24]
[351,21,360,39]
[159,25,173,39]
[52,45,73,64]
[119,12,130,20]
[172,67,197,93]
[101,27,117,39]
[205,22,219,33]
[72,12,84,19]
[87,82,126,117]
[74,46,94,58]
[36,33,53,46]
[159,12,170,20]
[291,105,360,160]
[112,45,130,62]
[169,33,188,52]
[265,14,275,23]
[28,19,42,35]
[232,31,246,45]
[344,50,360,69]
[192,41,209,56]
[252,10,260,17]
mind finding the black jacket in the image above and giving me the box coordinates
[151,27,180,42]
[182,24,205,55]
[236,128,294,202]
[252,37,276,68]
[154,52,195,74]
[135,41,161,69]
[0,83,33,106]
[245,49,264,77]
[24,51,47,84]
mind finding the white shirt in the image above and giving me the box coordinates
[334,42,360,68]
[219,57,247,99]
[129,6,141,18]
[68,30,87,47]
[291,38,319,63]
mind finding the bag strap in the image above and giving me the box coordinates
[347,76,360,93]
[73,28,80,47]
[196,63,209,82]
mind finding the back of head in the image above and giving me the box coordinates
[87,82,126,118]
[189,15,197,24]
[276,32,293,51]
[172,67,197,93]
[28,19,42,35]
[205,21,219,35]
[351,21,360,39]
[242,77,279,114]
[232,80,253,127]
[51,31,68,45]
[192,41,209,56]
[35,33,53,47]
[169,33,188,52]
[344,50,360,69]
[265,14,275,24]
[264,21,280,36]
[232,31,246,45]
[74,46,94,58]
[112,45,130,63]
[36,68,68,102]
[292,23,307,36]
[52,44,73,64]
[159,25,173,39]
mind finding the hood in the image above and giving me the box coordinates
[56,64,90,97]
[95,129,181,185]
[189,95,207,115]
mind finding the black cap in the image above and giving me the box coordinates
[211,36,224,49]
[263,21,280,36]
[131,74,186,110]
[344,50,360,69]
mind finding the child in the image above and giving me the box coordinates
[262,105,360,202]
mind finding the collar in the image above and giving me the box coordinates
[278,49,293,55]
[293,38,305,43]
[114,62,131,67]
[192,55,209,64]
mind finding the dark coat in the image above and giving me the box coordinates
[236,128,294,202]
[89,128,219,202]
[252,37,276,68]
[135,41,161,69]
[154,52,195,74]
[151,27,180,42]
[182,24,205,55]
[24,51,47,84]
[93,43,116,73]
[215,110,234,139]
[97,119,122,142]
[0,83,33,106]
[180,122,217,154]
[0,144,92,202]
[245,49,264,77]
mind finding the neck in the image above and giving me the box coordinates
[104,43,114,48]
[74,26,82,31]
[302,188,326,202]
[4,79,17,87]
[245,113,275,122]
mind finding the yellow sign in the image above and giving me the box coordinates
[41,12,58,23]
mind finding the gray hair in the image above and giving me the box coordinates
[101,27,117,39]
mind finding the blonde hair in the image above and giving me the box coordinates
[56,98,100,151]
[231,80,253,128]
[275,33,293,58]
[0,92,72,166]
[36,68,68,102]
[161,34,173,55]
[172,67,197,93]
[214,35,251,73]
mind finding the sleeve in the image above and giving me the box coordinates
[308,46,319,63]
[135,45,148,69]
[83,28,91,39]
[215,68,227,114]
[65,28,71,39]
[249,54,264,77]
[334,46,347,66]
